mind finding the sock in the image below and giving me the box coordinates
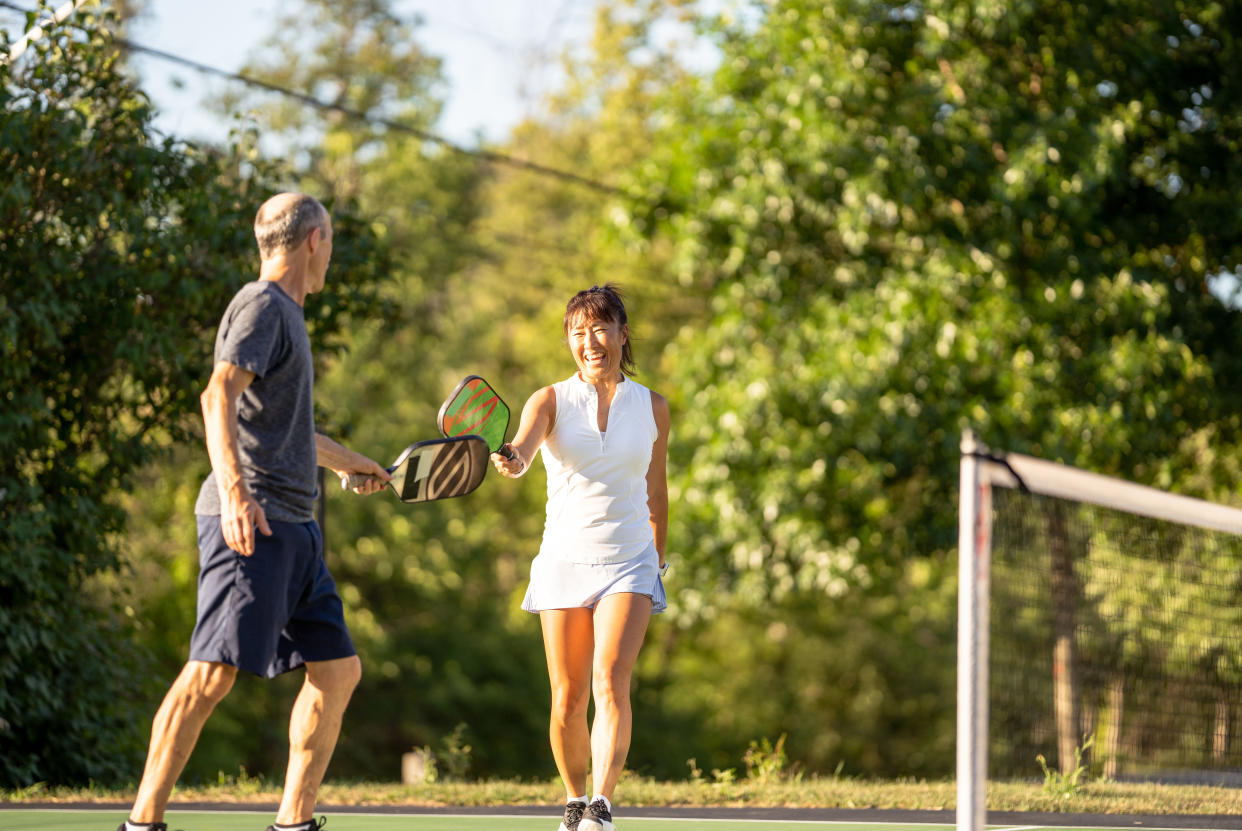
[567,795,588,805]
[273,823,315,831]
[591,795,613,812]
[126,822,162,831]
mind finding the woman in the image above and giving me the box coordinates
[492,284,670,831]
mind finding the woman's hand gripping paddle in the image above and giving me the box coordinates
[437,375,517,461]
[341,435,488,503]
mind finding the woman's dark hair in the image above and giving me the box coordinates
[563,283,636,377]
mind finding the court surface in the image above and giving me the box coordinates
[4,807,1241,831]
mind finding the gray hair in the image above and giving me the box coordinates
[254,194,328,259]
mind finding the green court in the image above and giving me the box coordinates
[1,810,1232,831]
[2,811,908,831]
[0,810,933,831]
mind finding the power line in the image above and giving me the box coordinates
[119,38,626,196]
[0,0,626,196]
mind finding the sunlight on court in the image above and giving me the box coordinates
[4,810,1232,831]
[0,810,955,831]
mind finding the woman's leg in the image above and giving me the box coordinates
[540,608,596,799]
[589,592,652,800]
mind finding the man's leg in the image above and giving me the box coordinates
[129,661,237,823]
[275,655,362,825]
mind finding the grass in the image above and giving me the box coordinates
[5,776,1242,816]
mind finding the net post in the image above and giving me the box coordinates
[957,429,991,831]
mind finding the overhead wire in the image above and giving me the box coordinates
[0,0,667,275]
[0,0,627,197]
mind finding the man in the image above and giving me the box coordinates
[120,193,390,831]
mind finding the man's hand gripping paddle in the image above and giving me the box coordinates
[437,375,517,461]
[341,435,488,503]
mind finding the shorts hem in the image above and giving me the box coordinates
[521,544,668,615]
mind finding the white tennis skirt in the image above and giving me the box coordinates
[522,543,668,615]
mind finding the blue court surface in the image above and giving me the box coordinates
[3,806,1241,831]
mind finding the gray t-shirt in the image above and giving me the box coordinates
[194,281,318,522]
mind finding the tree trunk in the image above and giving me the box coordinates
[1103,674,1123,779]
[1214,686,1230,764]
[1047,502,1081,775]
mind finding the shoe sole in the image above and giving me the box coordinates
[578,820,616,831]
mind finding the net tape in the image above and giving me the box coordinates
[969,449,1242,536]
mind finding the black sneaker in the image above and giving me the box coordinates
[266,819,326,831]
[117,822,167,831]
[578,799,615,831]
[558,800,587,831]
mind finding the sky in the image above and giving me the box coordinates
[1,0,602,146]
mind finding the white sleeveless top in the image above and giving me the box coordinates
[538,373,658,564]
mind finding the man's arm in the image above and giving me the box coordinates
[316,434,391,494]
[201,361,271,556]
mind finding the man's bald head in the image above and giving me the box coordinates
[254,193,329,260]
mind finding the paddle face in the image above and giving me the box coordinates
[438,375,511,454]
[342,435,489,502]
[387,435,489,503]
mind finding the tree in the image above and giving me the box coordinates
[116,0,532,781]
[0,7,390,786]
[118,0,717,780]
[612,0,1242,775]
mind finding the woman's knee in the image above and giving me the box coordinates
[591,667,632,711]
[549,681,590,722]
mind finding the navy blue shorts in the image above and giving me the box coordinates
[189,515,356,678]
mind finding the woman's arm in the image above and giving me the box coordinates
[491,385,557,478]
[646,391,671,567]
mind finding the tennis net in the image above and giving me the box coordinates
[957,431,1242,831]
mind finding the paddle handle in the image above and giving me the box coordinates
[342,473,382,490]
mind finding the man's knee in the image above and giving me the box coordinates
[176,661,237,704]
[306,655,361,697]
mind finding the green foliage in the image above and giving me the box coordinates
[0,6,390,787]
[408,722,473,785]
[743,734,790,783]
[1038,736,1094,798]
[612,0,1242,777]
[115,0,547,783]
[51,0,1242,789]
[118,0,735,786]
[436,723,474,783]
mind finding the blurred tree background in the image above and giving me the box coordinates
[0,3,392,786]
[3,0,1242,788]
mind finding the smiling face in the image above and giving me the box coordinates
[567,312,628,384]
[562,284,636,379]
